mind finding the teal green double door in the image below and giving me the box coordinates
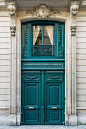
[21,21,65,125]
[21,70,65,125]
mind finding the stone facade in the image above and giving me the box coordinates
[0,0,86,126]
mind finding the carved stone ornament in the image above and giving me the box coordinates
[7,2,16,16]
[70,26,77,36]
[7,2,16,36]
[26,4,61,18]
[70,1,80,16]
[10,26,16,36]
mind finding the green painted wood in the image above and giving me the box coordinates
[21,20,65,125]
[44,71,65,125]
[42,26,44,45]
[41,71,44,125]
[21,21,65,59]
[21,71,42,125]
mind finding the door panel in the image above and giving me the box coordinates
[24,83,40,124]
[45,71,64,125]
[21,71,41,124]
[21,71,65,125]
[47,110,62,123]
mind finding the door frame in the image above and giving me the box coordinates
[15,14,71,125]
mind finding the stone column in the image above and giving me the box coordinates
[7,2,17,125]
[69,1,80,125]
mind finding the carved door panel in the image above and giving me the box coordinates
[21,71,65,125]
[21,71,42,124]
[44,71,65,125]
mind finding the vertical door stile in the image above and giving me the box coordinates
[41,71,44,125]
[28,23,32,57]
[21,73,24,123]
[42,26,44,45]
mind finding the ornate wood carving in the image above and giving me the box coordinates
[32,45,55,56]
[25,75,38,79]
[23,25,28,57]
[48,75,61,79]
[23,63,63,68]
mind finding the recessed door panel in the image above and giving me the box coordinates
[21,72,41,125]
[47,83,61,107]
[47,110,62,123]
[24,83,40,124]
[45,71,65,125]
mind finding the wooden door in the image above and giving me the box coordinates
[44,71,65,125]
[21,71,42,124]
[21,21,65,125]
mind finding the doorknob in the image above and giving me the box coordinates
[52,107,57,109]
[29,107,34,109]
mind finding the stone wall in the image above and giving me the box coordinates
[76,11,86,125]
[0,11,10,125]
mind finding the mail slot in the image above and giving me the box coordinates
[52,107,57,109]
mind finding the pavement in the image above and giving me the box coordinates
[0,125,86,129]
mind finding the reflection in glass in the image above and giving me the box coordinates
[44,26,53,45]
[33,26,42,45]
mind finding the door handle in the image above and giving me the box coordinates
[29,107,34,109]
[52,107,57,109]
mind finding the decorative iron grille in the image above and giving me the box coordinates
[32,45,55,56]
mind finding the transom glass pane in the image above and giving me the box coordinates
[33,26,42,45]
[33,25,53,45]
[44,26,53,45]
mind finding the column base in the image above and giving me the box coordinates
[69,115,77,125]
[0,114,20,126]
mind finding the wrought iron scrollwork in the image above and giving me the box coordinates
[32,45,55,56]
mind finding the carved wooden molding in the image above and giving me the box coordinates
[25,75,38,80]
[7,2,16,36]
[48,75,61,79]
[70,1,80,16]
